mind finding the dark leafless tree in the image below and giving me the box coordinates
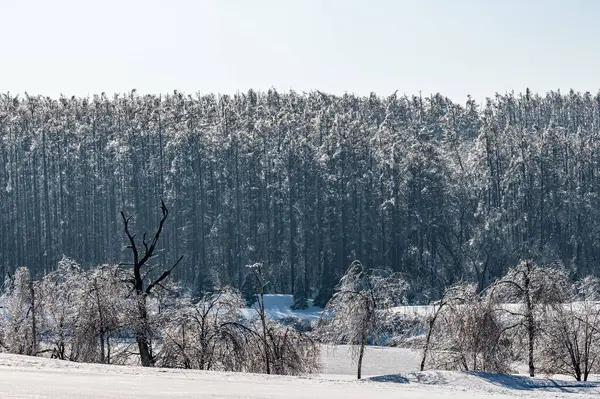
[121,199,183,367]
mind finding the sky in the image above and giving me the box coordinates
[0,0,599,102]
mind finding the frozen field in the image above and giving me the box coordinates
[0,348,599,399]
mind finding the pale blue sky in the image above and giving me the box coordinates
[0,0,598,101]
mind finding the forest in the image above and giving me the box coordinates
[1,88,600,305]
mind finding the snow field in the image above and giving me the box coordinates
[0,346,599,398]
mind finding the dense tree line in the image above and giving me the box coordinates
[2,89,600,303]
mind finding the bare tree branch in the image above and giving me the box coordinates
[146,255,183,295]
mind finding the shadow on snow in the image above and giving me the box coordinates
[470,372,600,393]
[368,371,600,394]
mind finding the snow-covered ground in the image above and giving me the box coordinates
[0,348,598,398]
[320,344,421,375]
[240,294,324,321]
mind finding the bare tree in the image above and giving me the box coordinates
[121,199,183,367]
[420,283,473,371]
[245,263,272,374]
[0,267,40,356]
[318,260,408,379]
[161,266,321,376]
[2,261,132,364]
[75,264,131,364]
[539,276,600,381]
[488,260,569,377]
[160,286,246,370]
[38,257,84,361]
[424,283,511,373]
[190,263,322,376]
[239,263,320,376]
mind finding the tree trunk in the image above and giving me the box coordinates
[107,334,111,364]
[527,324,535,377]
[288,155,296,295]
[357,331,367,380]
[259,287,271,375]
[29,279,38,356]
[525,269,535,377]
[100,331,105,364]
[137,338,153,367]
[136,296,154,367]
[420,316,436,371]
[134,291,154,367]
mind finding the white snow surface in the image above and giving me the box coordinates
[1,348,599,398]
